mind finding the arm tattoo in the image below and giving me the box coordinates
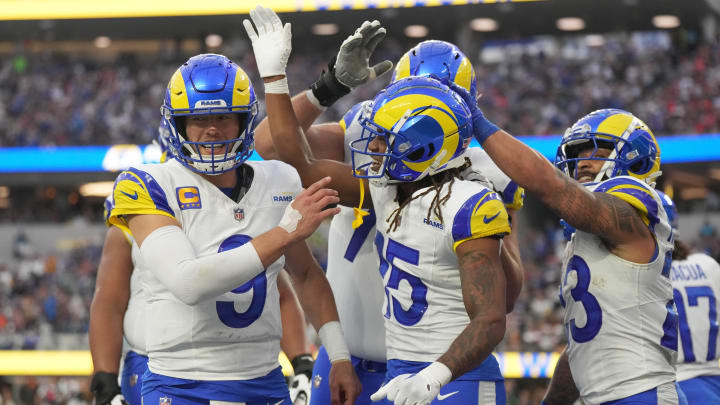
[438,248,505,379]
[545,170,648,246]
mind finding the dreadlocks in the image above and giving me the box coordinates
[386,157,472,233]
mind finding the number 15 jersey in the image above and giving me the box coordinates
[369,178,510,363]
[560,176,676,405]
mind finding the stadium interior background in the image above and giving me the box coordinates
[1,0,720,403]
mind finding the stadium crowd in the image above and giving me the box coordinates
[0,34,719,148]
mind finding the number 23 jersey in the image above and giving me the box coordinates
[106,158,301,380]
[560,176,675,405]
[369,178,510,362]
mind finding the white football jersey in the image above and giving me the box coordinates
[327,101,386,362]
[369,177,510,362]
[331,103,525,363]
[560,176,676,405]
[672,252,720,381]
[104,196,146,356]
[107,158,301,380]
[122,242,146,355]
[464,147,525,211]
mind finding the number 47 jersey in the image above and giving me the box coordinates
[672,252,720,382]
[560,176,676,405]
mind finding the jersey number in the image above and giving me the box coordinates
[674,286,718,362]
[375,233,428,326]
[344,209,376,262]
[563,255,602,343]
[215,234,266,328]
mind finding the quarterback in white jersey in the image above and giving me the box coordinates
[659,191,720,403]
[449,93,683,404]
[106,19,362,404]
[264,59,511,405]
[91,201,318,405]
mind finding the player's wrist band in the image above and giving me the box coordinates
[473,112,500,145]
[264,77,289,94]
[318,321,351,363]
[305,90,328,111]
[291,353,315,379]
[310,56,351,107]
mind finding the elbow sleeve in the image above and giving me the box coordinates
[140,226,264,305]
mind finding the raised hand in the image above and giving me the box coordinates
[335,20,393,88]
[446,80,499,145]
[243,6,291,78]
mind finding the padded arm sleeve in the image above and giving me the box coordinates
[140,226,264,306]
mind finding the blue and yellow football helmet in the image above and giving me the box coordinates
[161,54,258,174]
[156,118,172,162]
[391,40,478,100]
[350,76,473,183]
[555,108,661,186]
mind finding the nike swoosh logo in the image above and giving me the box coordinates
[120,190,138,200]
[483,211,500,224]
[437,391,459,400]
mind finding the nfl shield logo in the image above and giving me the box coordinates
[233,207,245,222]
[159,396,172,405]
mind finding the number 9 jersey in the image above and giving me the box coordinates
[106,158,301,381]
[559,176,676,405]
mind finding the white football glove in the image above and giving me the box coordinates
[109,394,128,405]
[288,373,311,405]
[243,6,292,78]
[335,20,393,88]
[370,362,452,405]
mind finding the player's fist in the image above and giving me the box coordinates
[329,360,361,405]
[109,394,129,405]
[279,176,340,241]
[90,372,128,405]
[370,362,451,405]
[289,354,314,405]
[243,6,291,78]
[335,20,393,88]
[288,373,311,405]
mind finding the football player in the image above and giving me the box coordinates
[89,221,316,405]
[105,23,361,405]
[250,8,511,404]
[660,191,720,403]
[90,125,317,405]
[448,90,680,405]
[254,39,524,405]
